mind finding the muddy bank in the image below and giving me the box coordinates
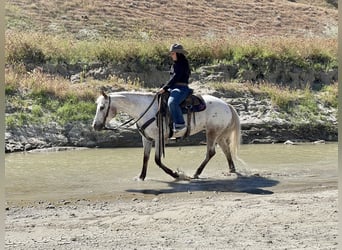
[5,107,337,153]
[5,179,338,249]
[28,59,337,90]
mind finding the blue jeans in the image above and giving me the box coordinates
[168,86,191,128]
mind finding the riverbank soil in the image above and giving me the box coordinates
[6,170,337,249]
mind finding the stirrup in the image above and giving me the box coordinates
[172,126,187,138]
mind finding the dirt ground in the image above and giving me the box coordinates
[5,172,337,250]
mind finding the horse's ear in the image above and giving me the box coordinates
[101,90,108,99]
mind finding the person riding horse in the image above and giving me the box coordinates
[158,44,191,137]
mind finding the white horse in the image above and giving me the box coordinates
[92,91,241,180]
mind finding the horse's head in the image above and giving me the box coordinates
[92,91,117,131]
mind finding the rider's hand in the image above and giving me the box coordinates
[158,88,165,94]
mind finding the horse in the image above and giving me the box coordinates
[92,91,241,180]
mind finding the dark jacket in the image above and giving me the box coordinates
[162,58,190,90]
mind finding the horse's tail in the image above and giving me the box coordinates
[227,104,244,165]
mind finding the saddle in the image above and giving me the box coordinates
[159,90,206,114]
[158,90,206,138]
[180,90,206,114]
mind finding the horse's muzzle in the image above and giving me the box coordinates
[92,122,104,131]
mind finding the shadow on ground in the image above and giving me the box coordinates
[126,173,279,196]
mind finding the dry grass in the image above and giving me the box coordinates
[5,30,337,67]
[5,66,93,99]
[5,0,337,68]
[211,80,338,112]
[212,81,299,109]
[5,66,146,126]
[5,65,143,100]
[5,0,338,40]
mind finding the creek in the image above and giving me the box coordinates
[5,143,337,202]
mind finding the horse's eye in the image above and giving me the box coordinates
[100,105,105,111]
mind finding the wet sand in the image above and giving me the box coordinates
[5,171,337,250]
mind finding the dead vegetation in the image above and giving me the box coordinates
[6,0,338,39]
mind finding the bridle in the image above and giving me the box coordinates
[102,95,112,129]
[102,93,158,132]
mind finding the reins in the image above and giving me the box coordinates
[157,94,166,157]
[103,93,158,131]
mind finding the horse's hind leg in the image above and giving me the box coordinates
[218,138,236,173]
[193,133,216,179]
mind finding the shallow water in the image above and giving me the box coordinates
[5,143,337,201]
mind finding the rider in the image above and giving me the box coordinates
[158,43,191,137]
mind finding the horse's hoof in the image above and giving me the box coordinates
[222,171,237,177]
[176,174,191,181]
[174,169,190,181]
[134,176,145,181]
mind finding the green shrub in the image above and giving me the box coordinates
[5,115,17,128]
[259,84,298,112]
[29,89,54,106]
[6,112,32,127]
[56,101,96,125]
[31,105,43,117]
[299,87,319,114]
[5,84,17,95]
[319,83,338,108]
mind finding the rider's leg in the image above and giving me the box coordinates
[168,86,190,130]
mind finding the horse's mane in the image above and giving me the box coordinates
[108,91,155,97]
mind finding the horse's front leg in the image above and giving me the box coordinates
[154,139,183,179]
[136,137,153,181]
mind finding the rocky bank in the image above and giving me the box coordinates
[5,63,338,153]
